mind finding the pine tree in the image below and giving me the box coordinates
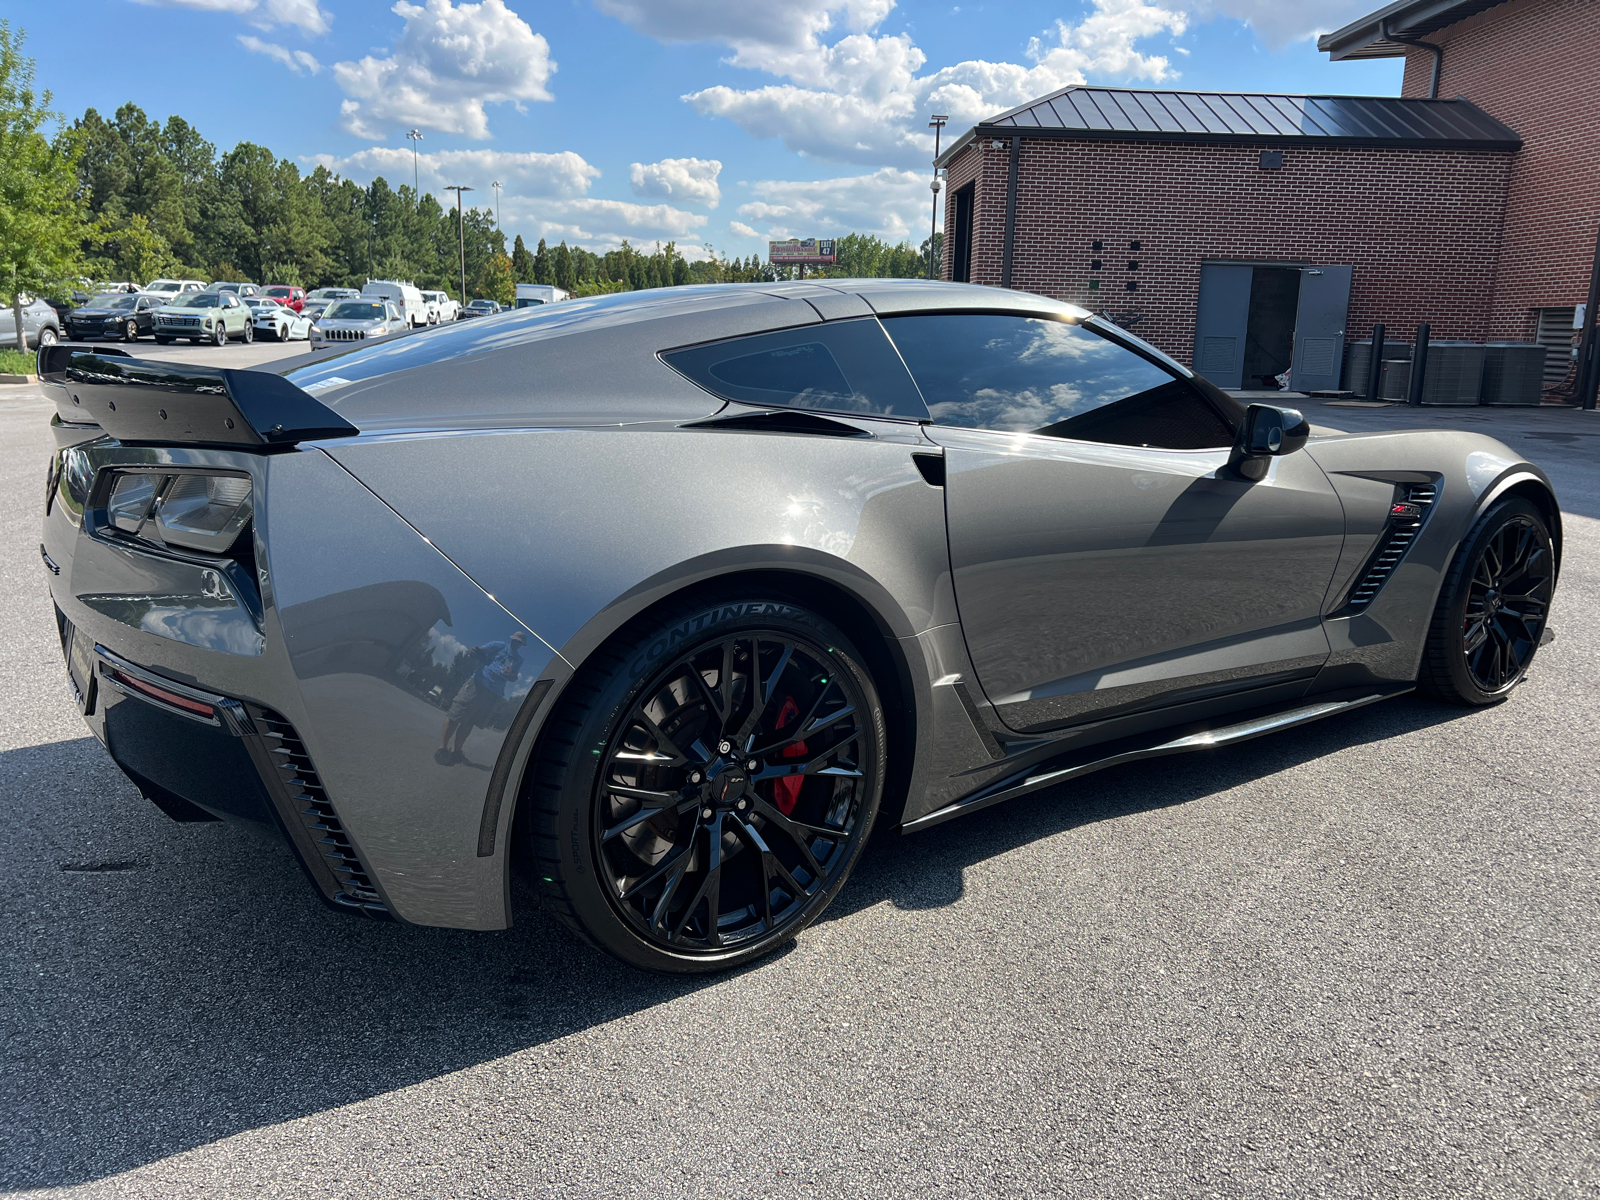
[511,233,534,283]
[554,240,574,290]
[532,236,552,285]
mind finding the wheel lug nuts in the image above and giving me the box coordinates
[689,771,702,784]
[701,807,713,820]
[746,759,758,771]
[717,740,732,754]
[736,798,747,810]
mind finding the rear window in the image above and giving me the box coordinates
[661,318,930,421]
[326,301,386,320]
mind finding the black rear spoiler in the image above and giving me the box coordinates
[38,345,358,450]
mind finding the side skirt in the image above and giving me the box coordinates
[901,688,1400,834]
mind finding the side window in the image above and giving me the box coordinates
[662,318,930,421]
[882,313,1236,450]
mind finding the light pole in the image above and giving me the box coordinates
[444,185,473,303]
[406,128,423,193]
[491,180,502,229]
[928,114,948,280]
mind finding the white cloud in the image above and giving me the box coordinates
[333,0,555,141]
[650,0,1184,166]
[238,34,321,74]
[133,0,329,34]
[496,195,709,253]
[1195,0,1377,48]
[737,166,930,242]
[630,157,723,207]
[306,147,600,198]
[728,220,761,239]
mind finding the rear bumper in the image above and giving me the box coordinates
[61,617,390,918]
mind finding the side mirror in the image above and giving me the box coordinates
[1229,403,1309,480]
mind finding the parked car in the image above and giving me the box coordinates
[210,282,260,298]
[419,290,460,323]
[515,284,569,307]
[143,279,208,303]
[0,294,61,350]
[460,298,499,319]
[247,296,312,342]
[35,279,1564,973]
[303,288,360,321]
[153,290,254,345]
[260,285,306,313]
[361,279,427,328]
[90,282,140,295]
[308,297,405,347]
[64,292,160,342]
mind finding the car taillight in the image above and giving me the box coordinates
[97,469,253,553]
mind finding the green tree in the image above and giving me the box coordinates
[0,22,83,346]
[554,240,574,290]
[532,236,551,285]
[511,233,534,282]
[481,250,514,305]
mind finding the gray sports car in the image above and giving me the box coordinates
[38,281,1560,973]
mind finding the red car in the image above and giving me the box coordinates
[261,285,305,312]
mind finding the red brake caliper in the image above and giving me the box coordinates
[772,694,808,815]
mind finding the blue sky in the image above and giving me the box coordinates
[22,0,1402,260]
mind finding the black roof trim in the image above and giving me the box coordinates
[935,86,1520,165]
[1318,0,1508,60]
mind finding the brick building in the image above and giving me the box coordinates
[937,0,1599,400]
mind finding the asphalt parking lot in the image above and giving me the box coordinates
[2,382,1597,1198]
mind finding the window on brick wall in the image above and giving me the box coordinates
[883,313,1236,450]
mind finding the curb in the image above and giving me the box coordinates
[0,373,39,385]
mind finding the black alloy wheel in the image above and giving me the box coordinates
[1421,497,1555,704]
[524,594,886,973]
[124,318,138,342]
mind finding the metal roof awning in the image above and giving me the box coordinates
[1317,0,1507,60]
[935,86,1520,166]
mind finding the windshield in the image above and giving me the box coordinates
[470,300,495,309]
[175,293,222,308]
[92,295,139,310]
[514,298,545,308]
[146,281,180,292]
[325,301,386,320]
[265,287,293,297]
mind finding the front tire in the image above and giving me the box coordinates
[124,319,139,342]
[211,321,227,348]
[241,319,253,344]
[521,593,886,973]
[1419,497,1554,705]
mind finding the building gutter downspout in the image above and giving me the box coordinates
[1001,136,1020,288]
[1381,18,1443,99]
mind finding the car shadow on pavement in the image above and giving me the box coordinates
[834,692,1485,918]
[0,694,1477,1189]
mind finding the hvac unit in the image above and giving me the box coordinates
[1480,342,1546,406]
[1417,341,1486,405]
[1343,340,1410,398]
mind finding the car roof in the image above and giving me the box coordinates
[279,280,1098,433]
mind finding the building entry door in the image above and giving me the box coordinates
[1291,265,1353,392]
[1194,262,1352,392]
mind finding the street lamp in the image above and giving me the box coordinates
[444,184,473,304]
[406,129,423,193]
[928,114,948,280]
[491,180,502,228]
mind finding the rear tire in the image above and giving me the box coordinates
[1418,497,1554,705]
[520,592,886,974]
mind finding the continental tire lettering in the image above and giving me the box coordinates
[627,601,820,677]
[570,817,585,874]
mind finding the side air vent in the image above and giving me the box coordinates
[1333,481,1438,616]
[249,706,389,917]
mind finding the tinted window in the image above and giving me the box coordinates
[663,318,930,421]
[883,313,1235,450]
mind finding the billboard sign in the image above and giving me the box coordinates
[768,238,836,265]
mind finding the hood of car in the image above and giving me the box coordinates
[317,318,389,330]
[70,308,124,318]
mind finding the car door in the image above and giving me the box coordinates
[882,311,1347,734]
[136,297,155,335]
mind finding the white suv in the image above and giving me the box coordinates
[144,279,208,303]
